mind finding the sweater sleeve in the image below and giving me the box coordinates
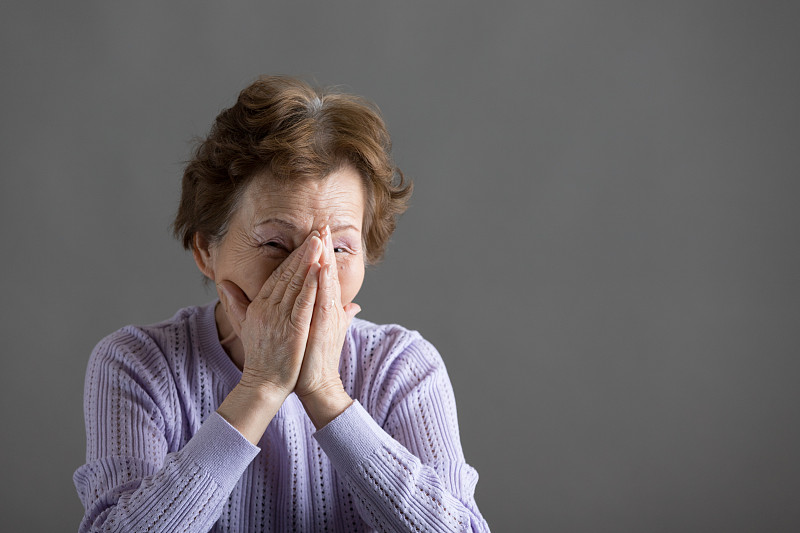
[313,337,489,532]
[73,329,260,533]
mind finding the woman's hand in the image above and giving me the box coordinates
[296,225,361,427]
[217,231,324,400]
[216,226,360,433]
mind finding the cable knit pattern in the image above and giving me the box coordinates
[74,302,488,532]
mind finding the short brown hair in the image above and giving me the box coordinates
[173,75,412,264]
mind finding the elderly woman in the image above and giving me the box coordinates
[74,76,488,532]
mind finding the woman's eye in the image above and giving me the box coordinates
[261,241,288,252]
[333,247,346,253]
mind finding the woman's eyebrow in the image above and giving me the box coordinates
[255,217,300,230]
[329,224,361,234]
[255,218,360,233]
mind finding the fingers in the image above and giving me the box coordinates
[290,262,321,329]
[319,225,343,303]
[217,280,249,336]
[279,235,323,316]
[312,259,360,328]
[312,263,340,330]
[258,230,319,303]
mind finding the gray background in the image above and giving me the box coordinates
[1,1,799,531]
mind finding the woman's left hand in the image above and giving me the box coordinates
[295,225,361,426]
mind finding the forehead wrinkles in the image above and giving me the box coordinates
[245,180,364,231]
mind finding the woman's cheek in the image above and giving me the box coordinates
[238,256,282,300]
[337,253,365,305]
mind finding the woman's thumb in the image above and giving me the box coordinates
[344,302,362,324]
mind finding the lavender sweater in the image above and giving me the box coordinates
[74,302,488,532]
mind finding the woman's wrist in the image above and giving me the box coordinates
[298,385,354,430]
[217,380,287,445]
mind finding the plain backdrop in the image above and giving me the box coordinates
[2,2,799,531]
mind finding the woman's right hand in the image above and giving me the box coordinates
[216,231,324,400]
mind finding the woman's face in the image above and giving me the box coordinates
[197,164,366,308]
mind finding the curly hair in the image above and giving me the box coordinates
[173,75,413,265]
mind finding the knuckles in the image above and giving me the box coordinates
[278,266,296,284]
[286,276,306,294]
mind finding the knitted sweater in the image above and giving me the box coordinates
[73,302,488,532]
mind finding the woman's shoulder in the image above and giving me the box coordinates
[342,317,455,424]
[347,316,424,349]
[345,316,446,373]
[88,303,212,377]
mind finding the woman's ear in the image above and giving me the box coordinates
[192,233,216,280]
